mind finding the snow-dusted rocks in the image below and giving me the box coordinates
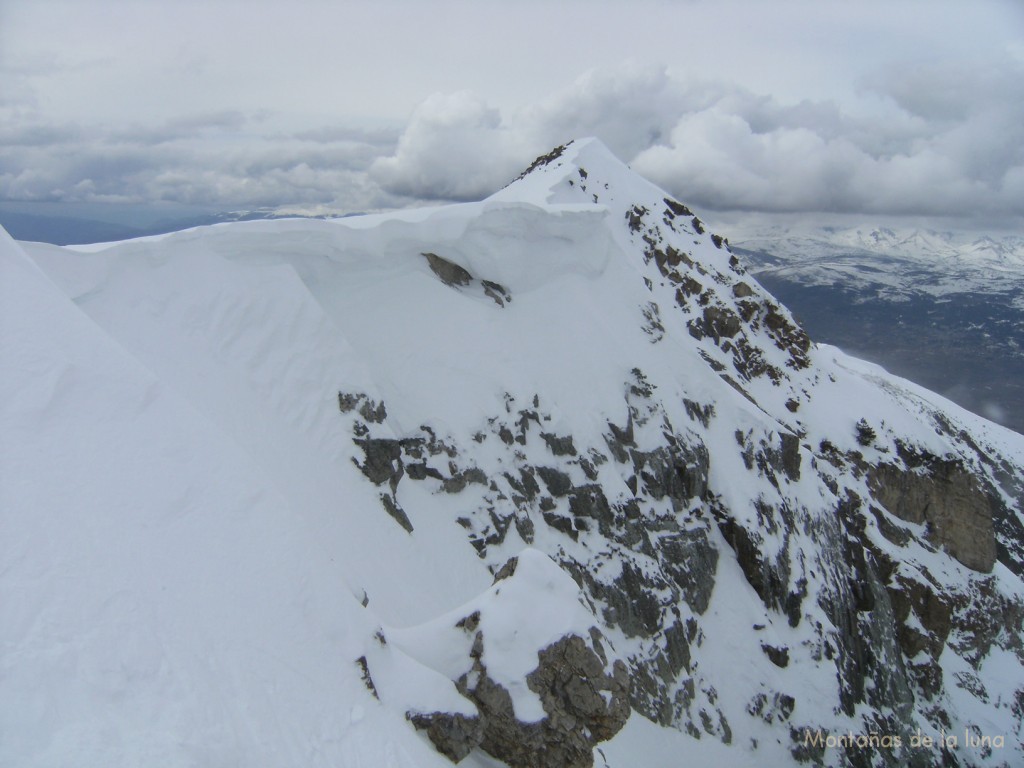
[4,139,1024,768]
[389,551,630,768]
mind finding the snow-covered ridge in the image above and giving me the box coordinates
[3,139,1023,768]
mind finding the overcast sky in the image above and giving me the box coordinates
[2,0,1023,229]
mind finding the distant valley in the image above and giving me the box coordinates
[730,226,1024,434]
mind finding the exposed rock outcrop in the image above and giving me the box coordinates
[868,453,997,572]
[409,630,630,768]
[393,553,630,767]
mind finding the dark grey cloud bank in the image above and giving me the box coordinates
[0,112,402,210]
[2,59,1022,227]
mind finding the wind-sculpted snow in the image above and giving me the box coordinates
[0,230,459,767]
[5,139,1024,767]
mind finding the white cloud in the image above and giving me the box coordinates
[367,64,701,201]
[2,56,1023,226]
[366,58,1024,224]
[369,92,528,201]
[0,116,403,210]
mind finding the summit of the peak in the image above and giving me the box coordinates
[513,138,627,180]
[491,138,660,209]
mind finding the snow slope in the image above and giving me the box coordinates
[4,139,1024,767]
[0,221,471,767]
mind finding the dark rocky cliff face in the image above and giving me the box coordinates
[344,381,1024,767]
[407,559,632,768]
[868,452,997,573]
[348,142,1024,768]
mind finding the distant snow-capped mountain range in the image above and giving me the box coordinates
[728,224,1024,303]
[724,222,1024,435]
[742,225,1024,264]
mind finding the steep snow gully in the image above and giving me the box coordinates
[2,139,1023,768]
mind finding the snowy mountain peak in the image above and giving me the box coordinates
[501,137,696,217]
[500,139,816,421]
[4,141,1024,768]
